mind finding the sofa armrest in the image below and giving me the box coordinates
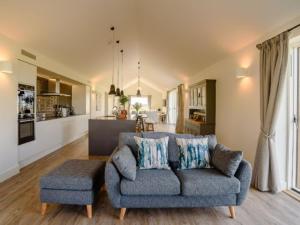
[105,148,122,208]
[234,159,252,205]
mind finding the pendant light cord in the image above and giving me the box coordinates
[121,50,124,90]
[112,27,115,84]
[117,40,120,88]
[138,61,140,90]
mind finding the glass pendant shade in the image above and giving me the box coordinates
[108,84,116,95]
[116,88,121,96]
[136,89,141,97]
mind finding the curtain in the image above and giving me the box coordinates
[176,84,185,133]
[252,31,289,193]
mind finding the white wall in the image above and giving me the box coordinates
[0,36,19,182]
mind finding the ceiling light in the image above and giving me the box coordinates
[0,61,13,74]
[115,40,121,97]
[136,61,142,97]
[108,26,116,95]
[120,49,124,96]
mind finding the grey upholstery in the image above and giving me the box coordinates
[212,144,243,177]
[105,132,252,210]
[119,132,141,158]
[176,169,240,196]
[121,194,237,208]
[105,160,122,208]
[235,160,252,205]
[121,169,180,195]
[113,145,137,181]
[40,189,95,205]
[40,160,105,206]
[40,160,105,190]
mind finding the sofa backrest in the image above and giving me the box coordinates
[118,132,217,162]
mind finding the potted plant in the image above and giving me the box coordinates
[118,95,129,119]
[133,102,142,114]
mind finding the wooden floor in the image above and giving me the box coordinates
[0,131,299,225]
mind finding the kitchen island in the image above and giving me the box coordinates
[89,117,136,156]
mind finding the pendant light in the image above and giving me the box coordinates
[136,61,142,97]
[120,49,124,96]
[108,26,116,95]
[115,40,121,96]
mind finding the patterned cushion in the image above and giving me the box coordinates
[176,137,210,169]
[134,136,170,169]
[142,132,194,162]
[212,144,243,177]
[113,145,137,181]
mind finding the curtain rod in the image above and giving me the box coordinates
[256,23,300,49]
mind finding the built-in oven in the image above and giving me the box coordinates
[18,84,35,145]
[18,119,35,145]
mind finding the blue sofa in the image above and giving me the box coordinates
[105,132,252,220]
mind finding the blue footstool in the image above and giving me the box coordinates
[40,159,105,218]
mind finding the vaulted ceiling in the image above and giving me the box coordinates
[0,0,300,91]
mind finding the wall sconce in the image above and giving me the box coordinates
[0,61,13,74]
[236,67,249,79]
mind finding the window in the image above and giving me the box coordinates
[130,96,149,106]
[129,95,151,119]
[289,37,300,193]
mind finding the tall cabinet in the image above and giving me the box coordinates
[184,79,216,135]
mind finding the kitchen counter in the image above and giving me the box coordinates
[19,114,90,167]
[36,114,85,122]
[95,116,134,121]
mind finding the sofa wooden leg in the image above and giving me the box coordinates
[41,203,47,216]
[228,206,236,219]
[120,208,126,220]
[86,205,92,219]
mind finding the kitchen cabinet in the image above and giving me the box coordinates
[72,85,91,115]
[16,60,37,86]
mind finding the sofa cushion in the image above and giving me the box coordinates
[113,145,137,181]
[119,132,141,158]
[120,169,180,195]
[134,136,170,169]
[142,132,193,162]
[142,132,217,163]
[176,137,211,169]
[40,160,105,191]
[212,144,243,177]
[176,169,240,196]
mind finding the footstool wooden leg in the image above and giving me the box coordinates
[120,208,126,220]
[41,203,47,216]
[228,206,236,219]
[86,205,92,219]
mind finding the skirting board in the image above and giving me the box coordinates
[19,132,88,168]
[0,165,20,183]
